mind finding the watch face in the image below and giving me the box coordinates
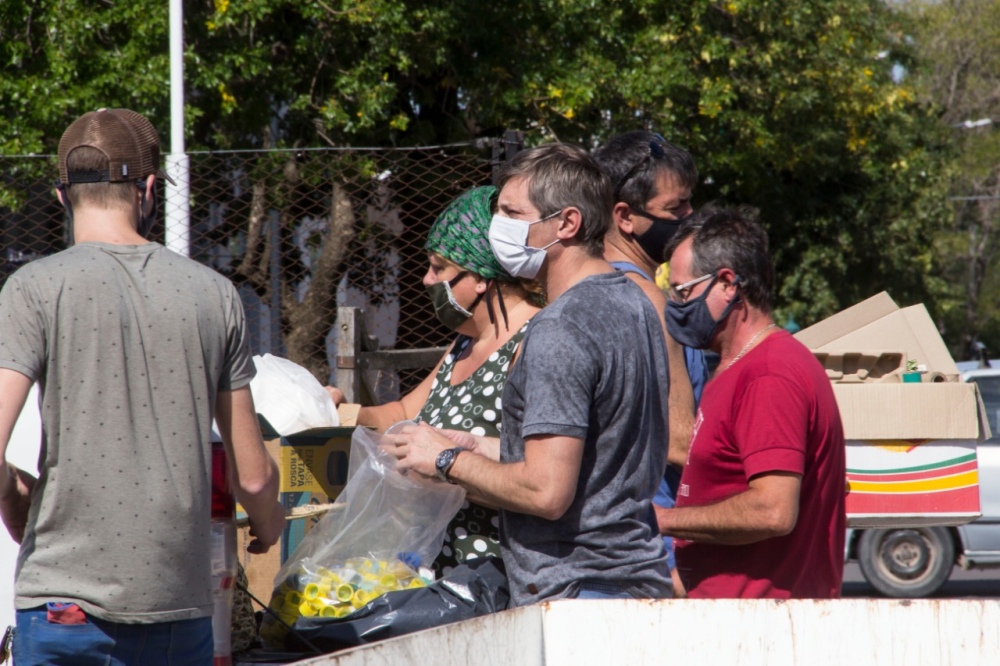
[435,449,452,479]
[436,447,459,482]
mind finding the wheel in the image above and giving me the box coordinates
[857,527,956,598]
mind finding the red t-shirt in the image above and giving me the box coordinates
[674,330,846,598]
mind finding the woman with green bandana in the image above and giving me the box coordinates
[327,185,542,575]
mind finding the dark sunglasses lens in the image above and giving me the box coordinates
[649,138,665,159]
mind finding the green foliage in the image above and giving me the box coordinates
[903,0,1000,358]
[0,0,169,155]
[0,0,952,332]
[460,0,949,326]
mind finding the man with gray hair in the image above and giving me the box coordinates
[0,108,285,663]
[657,206,846,598]
[391,143,672,605]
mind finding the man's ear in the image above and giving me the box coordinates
[718,269,741,299]
[613,201,636,235]
[55,185,68,209]
[556,207,583,241]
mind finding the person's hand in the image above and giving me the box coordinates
[440,429,500,461]
[438,428,480,452]
[0,466,35,544]
[386,423,453,478]
[325,385,345,406]
[246,500,286,554]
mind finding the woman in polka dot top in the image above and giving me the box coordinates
[327,186,541,575]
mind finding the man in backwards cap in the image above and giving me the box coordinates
[0,109,285,664]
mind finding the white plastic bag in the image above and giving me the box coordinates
[249,354,339,435]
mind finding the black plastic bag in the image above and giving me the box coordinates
[286,558,509,653]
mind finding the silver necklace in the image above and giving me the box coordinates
[724,323,777,371]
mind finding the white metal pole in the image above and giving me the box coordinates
[165,0,190,256]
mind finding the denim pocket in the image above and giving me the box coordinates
[25,614,114,666]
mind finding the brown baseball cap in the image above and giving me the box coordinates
[57,108,176,186]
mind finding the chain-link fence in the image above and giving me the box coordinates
[0,133,524,403]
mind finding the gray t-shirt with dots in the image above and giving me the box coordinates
[0,242,254,623]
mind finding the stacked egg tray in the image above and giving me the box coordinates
[260,556,431,644]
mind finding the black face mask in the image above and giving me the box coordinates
[630,210,686,264]
[137,183,157,238]
[427,272,483,331]
[665,274,742,350]
[55,180,75,246]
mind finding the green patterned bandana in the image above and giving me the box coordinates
[424,186,512,282]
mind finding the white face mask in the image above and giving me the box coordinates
[488,210,562,279]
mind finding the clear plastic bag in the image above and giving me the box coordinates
[261,425,466,646]
[248,354,339,435]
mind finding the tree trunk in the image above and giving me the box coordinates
[284,180,357,383]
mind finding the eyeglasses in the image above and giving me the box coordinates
[669,272,717,303]
[614,133,668,198]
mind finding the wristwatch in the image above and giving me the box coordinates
[435,447,464,483]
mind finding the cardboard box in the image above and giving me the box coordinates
[270,424,353,560]
[796,292,961,382]
[238,404,361,602]
[810,350,905,383]
[832,383,985,440]
[796,293,989,528]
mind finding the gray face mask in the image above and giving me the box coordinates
[427,272,483,331]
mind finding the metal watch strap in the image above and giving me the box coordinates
[436,447,463,483]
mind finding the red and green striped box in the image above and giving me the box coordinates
[846,440,980,528]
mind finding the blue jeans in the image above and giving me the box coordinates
[13,606,213,666]
[572,582,635,600]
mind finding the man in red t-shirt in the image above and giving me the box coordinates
[656,206,846,598]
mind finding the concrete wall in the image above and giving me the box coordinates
[294,598,1000,666]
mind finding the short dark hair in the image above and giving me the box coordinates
[497,143,611,257]
[665,205,774,313]
[64,146,137,211]
[592,131,697,213]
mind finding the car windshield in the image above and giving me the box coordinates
[969,375,1000,444]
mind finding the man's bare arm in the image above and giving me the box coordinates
[215,386,285,553]
[390,423,583,520]
[656,472,801,545]
[438,428,501,461]
[432,429,502,507]
[0,369,37,543]
[664,334,695,465]
[626,274,695,466]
